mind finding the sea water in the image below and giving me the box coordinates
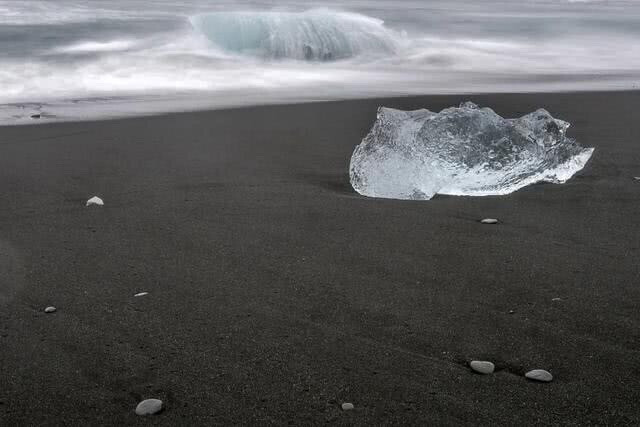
[1,0,639,123]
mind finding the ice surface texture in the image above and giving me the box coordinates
[349,102,594,200]
[190,10,398,61]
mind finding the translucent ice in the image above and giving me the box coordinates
[349,102,594,200]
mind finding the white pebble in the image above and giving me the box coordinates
[135,398,163,416]
[44,306,56,313]
[469,360,495,374]
[86,196,104,207]
[552,297,562,302]
[480,218,499,224]
[341,402,354,411]
[134,292,148,297]
[525,369,553,382]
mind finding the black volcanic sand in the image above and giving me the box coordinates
[1,92,639,425]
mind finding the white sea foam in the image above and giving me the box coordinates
[54,40,138,54]
[1,0,639,123]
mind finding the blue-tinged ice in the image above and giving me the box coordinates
[349,102,594,200]
[190,10,399,61]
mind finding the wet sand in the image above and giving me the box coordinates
[1,91,639,425]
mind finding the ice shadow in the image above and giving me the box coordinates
[297,172,357,197]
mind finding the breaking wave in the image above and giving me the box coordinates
[189,9,401,61]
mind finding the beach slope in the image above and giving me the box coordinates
[1,91,639,425]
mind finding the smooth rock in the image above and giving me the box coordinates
[469,360,495,374]
[44,306,56,313]
[634,177,640,181]
[552,297,562,302]
[135,399,163,416]
[525,369,553,382]
[480,218,499,224]
[134,292,149,297]
[341,402,354,411]
[86,196,104,207]
[30,114,41,119]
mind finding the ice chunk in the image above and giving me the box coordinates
[349,102,594,200]
[86,196,104,206]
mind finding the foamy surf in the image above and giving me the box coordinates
[1,0,640,124]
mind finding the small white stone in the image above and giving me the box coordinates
[134,292,148,297]
[552,297,562,302]
[633,177,640,181]
[44,306,57,313]
[341,402,354,411]
[480,218,499,224]
[135,398,163,416]
[469,360,495,374]
[86,196,104,207]
[525,369,553,382]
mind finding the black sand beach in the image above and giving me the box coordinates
[1,91,639,425]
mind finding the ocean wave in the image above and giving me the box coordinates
[189,9,401,61]
[2,2,640,123]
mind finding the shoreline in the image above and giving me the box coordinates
[2,85,640,127]
[1,90,639,425]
